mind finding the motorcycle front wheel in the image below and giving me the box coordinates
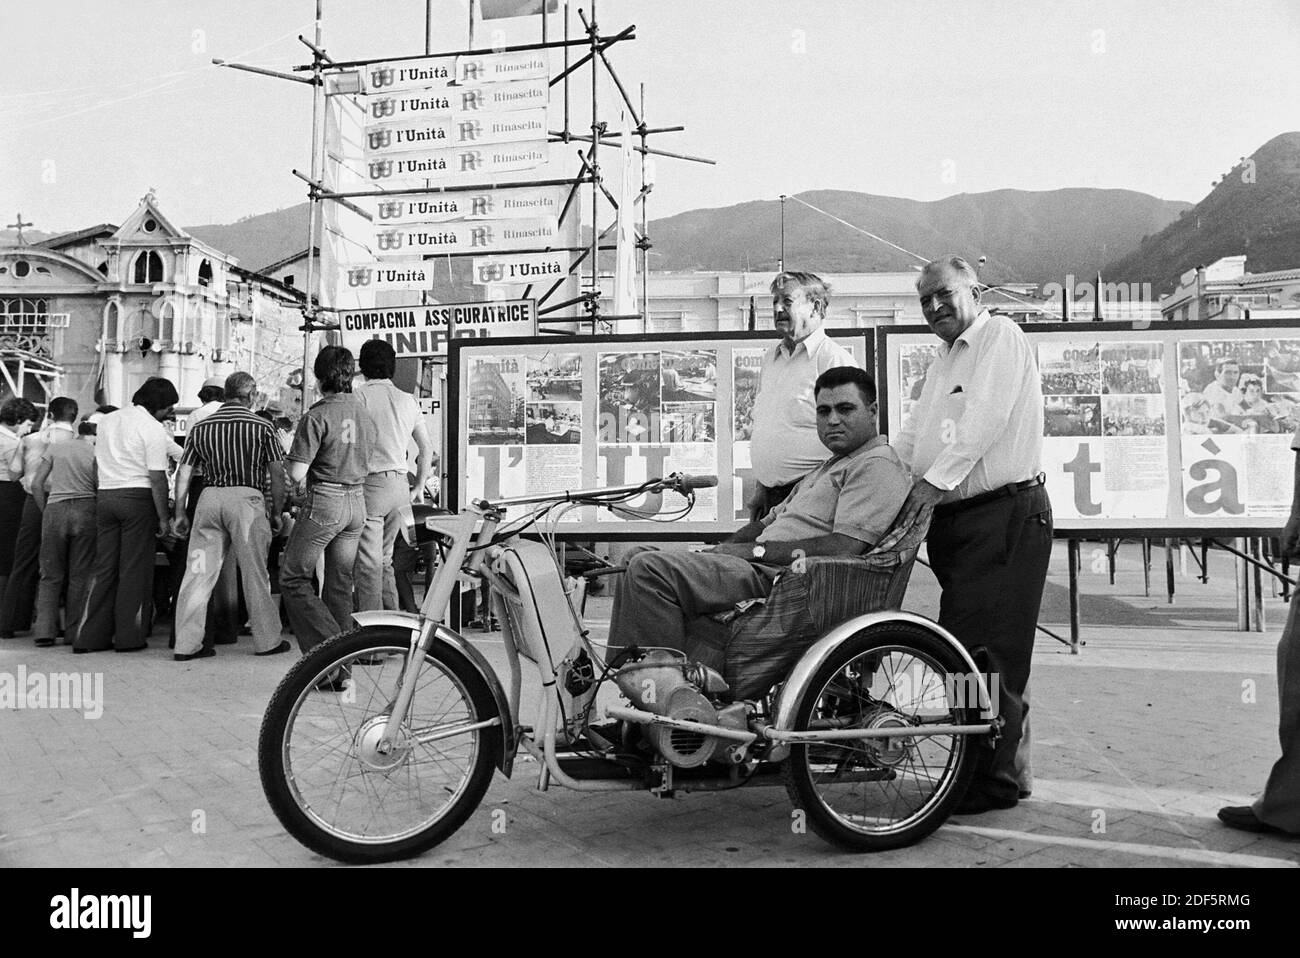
[259,626,502,864]
[783,622,981,851]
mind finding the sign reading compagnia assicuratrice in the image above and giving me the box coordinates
[338,300,537,358]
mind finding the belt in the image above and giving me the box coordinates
[370,469,405,477]
[312,481,364,491]
[935,473,1045,516]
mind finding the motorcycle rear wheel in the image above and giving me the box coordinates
[783,622,981,851]
[259,626,502,864]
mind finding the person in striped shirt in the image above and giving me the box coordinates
[170,371,289,661]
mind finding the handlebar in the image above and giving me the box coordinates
[473,473,717,512]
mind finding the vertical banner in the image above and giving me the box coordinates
[322,94,377,312]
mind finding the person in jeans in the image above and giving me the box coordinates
[0,397,80,637]
[74,377,178,653]
[30,414,98,648]
[280,347,377,673]
[353,339,434,612]
[170,371,289,662]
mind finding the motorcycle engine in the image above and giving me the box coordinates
[612,650,749,768]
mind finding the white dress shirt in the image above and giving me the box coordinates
[355,378,420,473]
[0,425,24,482]
[96,406,173,490]
[750,328,859,487]
[894,311,1043,500]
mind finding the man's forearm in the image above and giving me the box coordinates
[172,464,193,520]
[269,464,286,515]
[758,533,870,565]
[148,471,170,525]
[727,520,765,543]
[1290,451,1300,519]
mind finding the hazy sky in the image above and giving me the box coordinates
[3,0,1299,233]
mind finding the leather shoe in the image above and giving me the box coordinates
[1217,805,1283,834]
[174,648,216,662]
[34,637,56,648]
[254,640,292,657]
[953,791,1019,816]
[115,644,148,653]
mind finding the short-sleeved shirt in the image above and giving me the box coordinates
[96,406,173,490]
[757,435,910,547]
[181,402,284,489]
[288,393,378,486]
[1291,421,1300,451]
[0,425,24,482]
[750,328,860,486]
[43,438,97,503]
[354,378,420,473]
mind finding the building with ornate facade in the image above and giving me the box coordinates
[0,193,304,424]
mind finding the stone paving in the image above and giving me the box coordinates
[1,541,1298,868]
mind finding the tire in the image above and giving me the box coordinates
[783,622,982,852]
[259,626,503,864]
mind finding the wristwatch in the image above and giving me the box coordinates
[751,544,767,560]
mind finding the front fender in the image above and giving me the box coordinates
[767,611,987,763]
[350,610,516,776]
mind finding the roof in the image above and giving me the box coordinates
[259,246,318,274]
[37,224,118,250]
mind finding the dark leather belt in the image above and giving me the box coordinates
[935,473,1045,516]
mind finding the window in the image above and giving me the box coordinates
[283,274,295,288]
[133,251,164,284]
[143,218,157,233]
[198,259,213,287]
[14,261,29,278]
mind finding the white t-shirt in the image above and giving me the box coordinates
[96,405,173,490]
[355,378,421,474]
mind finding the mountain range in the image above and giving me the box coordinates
[8,132,1300,293]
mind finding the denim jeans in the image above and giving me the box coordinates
[354,471,408,611]
[33,498,97,645]
[280,484,365,653]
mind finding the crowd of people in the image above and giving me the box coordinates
[1,339,434,688]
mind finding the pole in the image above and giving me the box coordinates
[1235,536,1249,630]
[639,82,648,334]
[1142,537,1151,597]
[588,2,600,331]
[779,194,786,272]
[426,0,433,54]
[1165,537,1175,603]
[1251,536,1265,632]
[300,0,325,416]
[1067,539,1080,654]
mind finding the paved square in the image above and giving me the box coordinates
[2,542,1298,867]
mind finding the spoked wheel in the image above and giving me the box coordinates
[784,622,982,851]
[259,626,503,864]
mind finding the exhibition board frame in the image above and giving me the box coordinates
[447,328,875,540]
[878,318,1300,539]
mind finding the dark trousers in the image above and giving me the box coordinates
[33,498,96,645]
[0,480,25,574]
[748,479,800,522]
[75,489,159,651]
[927,484,1052,804]
[0,495,43,632]
[608,546,780,651]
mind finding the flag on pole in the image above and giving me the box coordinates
[612,108,637,317]
[480,0,558,18]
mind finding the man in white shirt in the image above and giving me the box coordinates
[895,256,1052,815]
[353,340,435,611]
[1201,358,1244,420]
[748,271,859,519]
[75,377,178,653]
